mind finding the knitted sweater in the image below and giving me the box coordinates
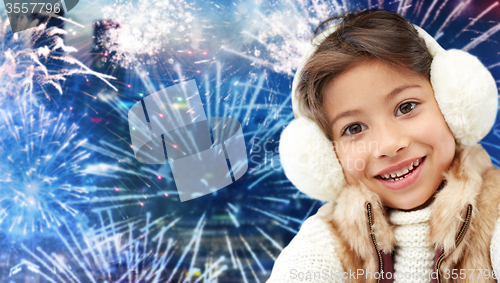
[266,208,500,283]
[388,206,434,283]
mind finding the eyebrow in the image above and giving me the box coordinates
[329,84,422,126]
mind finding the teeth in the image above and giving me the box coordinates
[380,158,423,181]
[396,168,409,177]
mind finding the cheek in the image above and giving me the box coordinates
[335,142,368,182]
[413,110,456,165]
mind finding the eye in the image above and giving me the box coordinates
[396,101,419,116]
[342,123,367,136]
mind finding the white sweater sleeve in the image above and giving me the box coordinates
[266,215,346,283]
[491,209,500,280]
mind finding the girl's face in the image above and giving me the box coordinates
[323,59,456,210]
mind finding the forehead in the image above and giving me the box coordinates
[323,60,427,113]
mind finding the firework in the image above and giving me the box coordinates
[5,0,500,282]
[0,101,122,236]
[12,210,225,282]
[83,61,316,282]
[224,0,500,77]
[98,0,200,67]
[219,0,347,76]
[0,16,116,104]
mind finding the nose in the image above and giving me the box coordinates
[372,122,410,158]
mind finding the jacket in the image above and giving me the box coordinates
[267,143,500,282]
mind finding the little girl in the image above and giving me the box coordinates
[267,9,500,283]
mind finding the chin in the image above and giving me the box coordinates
[397,198,431,211]
[385,196,428,210]
[398,203,421,210]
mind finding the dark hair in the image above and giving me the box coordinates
[296,9,433,141]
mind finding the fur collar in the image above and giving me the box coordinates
[317,143,493,260]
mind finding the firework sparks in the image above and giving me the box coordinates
[225,0,500,77]
[6,1,500,282]
[0,17,116,104]
[222,0,347,76]
[98,0,199,67]
[84,62,314,282]
[0,101,124,235]
[13,210,225,282]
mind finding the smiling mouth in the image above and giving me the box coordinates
[377,157,425,181]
